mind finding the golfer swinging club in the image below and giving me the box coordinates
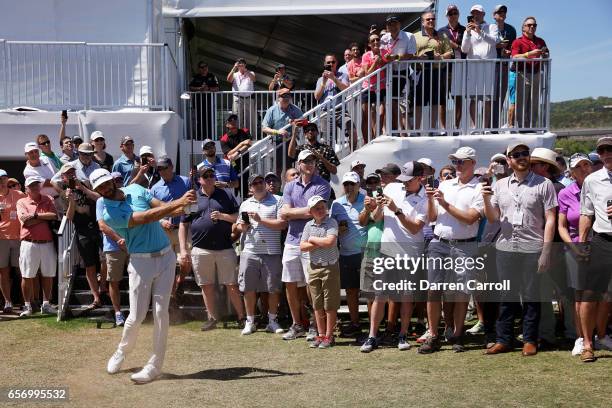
[90,168,197,383]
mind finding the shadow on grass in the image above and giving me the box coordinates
[160,367,302,381]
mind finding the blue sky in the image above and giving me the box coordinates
[435,0,612,101]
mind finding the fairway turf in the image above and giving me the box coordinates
[0,316,610,408]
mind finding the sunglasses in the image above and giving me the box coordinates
[343,182,357,186]
[265,178,279,184]
[122,141,134,146]
[441,173,455,179]
[451,159,471,166]
[370,38,381,43]
[596,145,612,154]
[7,183,18,188]
[157,166,168,171]
[38,141,51,146]
[525,23,537,28]
[509,150,530,159]
[201,173,215,179]
[424,18,436,21]
[301,158,316,165]
[325,61,337,65]
[79,152,93,156]
[447,12,459,16]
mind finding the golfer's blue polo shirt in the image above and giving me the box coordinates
[99,184,169,254]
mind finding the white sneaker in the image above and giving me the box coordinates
[594,334,612,351]
[571,337,584,356]
[265,319,284,334]
[241,321,257,335]
[19,306,33,317]
[416,331,432,344]
[466,321,485,335]
[107,350,125,374]
[130,365,160,384]
[41,303,57,315]
[306,326,318,341]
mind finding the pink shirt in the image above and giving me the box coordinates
[347,58,363,82]
[17,194,57,241]
[361,50,390,90]
[0,189,26,240]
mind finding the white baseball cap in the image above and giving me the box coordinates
[470,4,485,13]
[307,195,327,209]
[24,142,39,153]
[342,171,360,184]
[351,159,366,169]
[417,157,433,168]
[139,145,154,156]
[297,149,316,162]
[0,169,8,178]
[90,130,105,141]
[449,146,476,161]
[24,176,44,187]
[490,153,507,162]
[89,168,114,190]
[569,153,592,169]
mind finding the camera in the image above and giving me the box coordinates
[324,64,333,71]
[467,15,474,24]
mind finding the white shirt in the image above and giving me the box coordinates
[433,176,484,240]
[380,183,428,257]
[238,193,283,255]
[461,22,498,59]
[580,167,612,234]
[381,31,417,72]
[231,71,255,96]
[23,157,58,197]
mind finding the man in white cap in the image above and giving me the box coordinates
[577,136,612,361]
[330,171,367,337]
[280,149,331,341]
[23,142,58,199]
[418,147,484,354]
[93,168,197,383]
[362,161,427,352]
[482,142,557,357]
[130,145,160,189]
[351,160,366,183]
[0,169,25,314]
[461,4,498,131]
[16,176,58,317]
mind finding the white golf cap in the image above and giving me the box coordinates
[449,146,476,161]
[297,149,316,162]
[90,130,105,140]
[490,153,507,162]
[470,4,485,13]
[201,139,215,149]
[24,142,39,153]
[342,171,360,184]
[307,195,327,209]
[351,159,366,169]
[0,169,7,178]
[139,145,154,156]
[569,153,592,169]
[417,157,433,168]
[89,168,114,190]
[24,176,44,187]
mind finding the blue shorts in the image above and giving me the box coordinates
[508,70,516,105]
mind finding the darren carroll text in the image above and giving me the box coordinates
[372,280,511,291]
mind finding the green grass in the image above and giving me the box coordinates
[0,317,610,408]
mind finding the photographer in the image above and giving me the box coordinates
[268,64,294,91]
[227,58,256,131]
[314,53,349,103]
[130,146,160,189]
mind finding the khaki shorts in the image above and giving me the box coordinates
[191,247,238,286]
[0,239,20,268]
[307,262,341,311]
[105,250,129,282]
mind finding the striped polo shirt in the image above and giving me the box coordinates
[301,216,339,265]
[238,193,283,255]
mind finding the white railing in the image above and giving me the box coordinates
[183,90,317,141]
[57,216,79,321]
[0,40,176,110]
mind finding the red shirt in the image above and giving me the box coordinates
[0,189,26,240]
[511,35,547,72]
[17,194,57,241]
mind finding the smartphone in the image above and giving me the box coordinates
[376,187,384,197]
[608,199,612,220]
[295,118,309,127]
[494,164,505,174]
[241,211,250,224]
[366,188,373,197]
[370,24,377,31]
[480,174,492,187]
[426,175,435,188]
[61,110,68,120]
[467,15,474,24]
[424,50,435,60]
[324,64,333,71]
[68,178,76,189]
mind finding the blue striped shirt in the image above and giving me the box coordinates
[330,193,367,256]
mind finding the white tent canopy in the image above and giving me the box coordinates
[162,0,433,17]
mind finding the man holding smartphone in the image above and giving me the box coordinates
[235,174,287,335]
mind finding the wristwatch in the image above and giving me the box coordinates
[394,209,403,216]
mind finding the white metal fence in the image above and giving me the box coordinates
[0,40,176,110]
[57,216,79,321]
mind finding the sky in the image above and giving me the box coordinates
[435,0,612,102]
